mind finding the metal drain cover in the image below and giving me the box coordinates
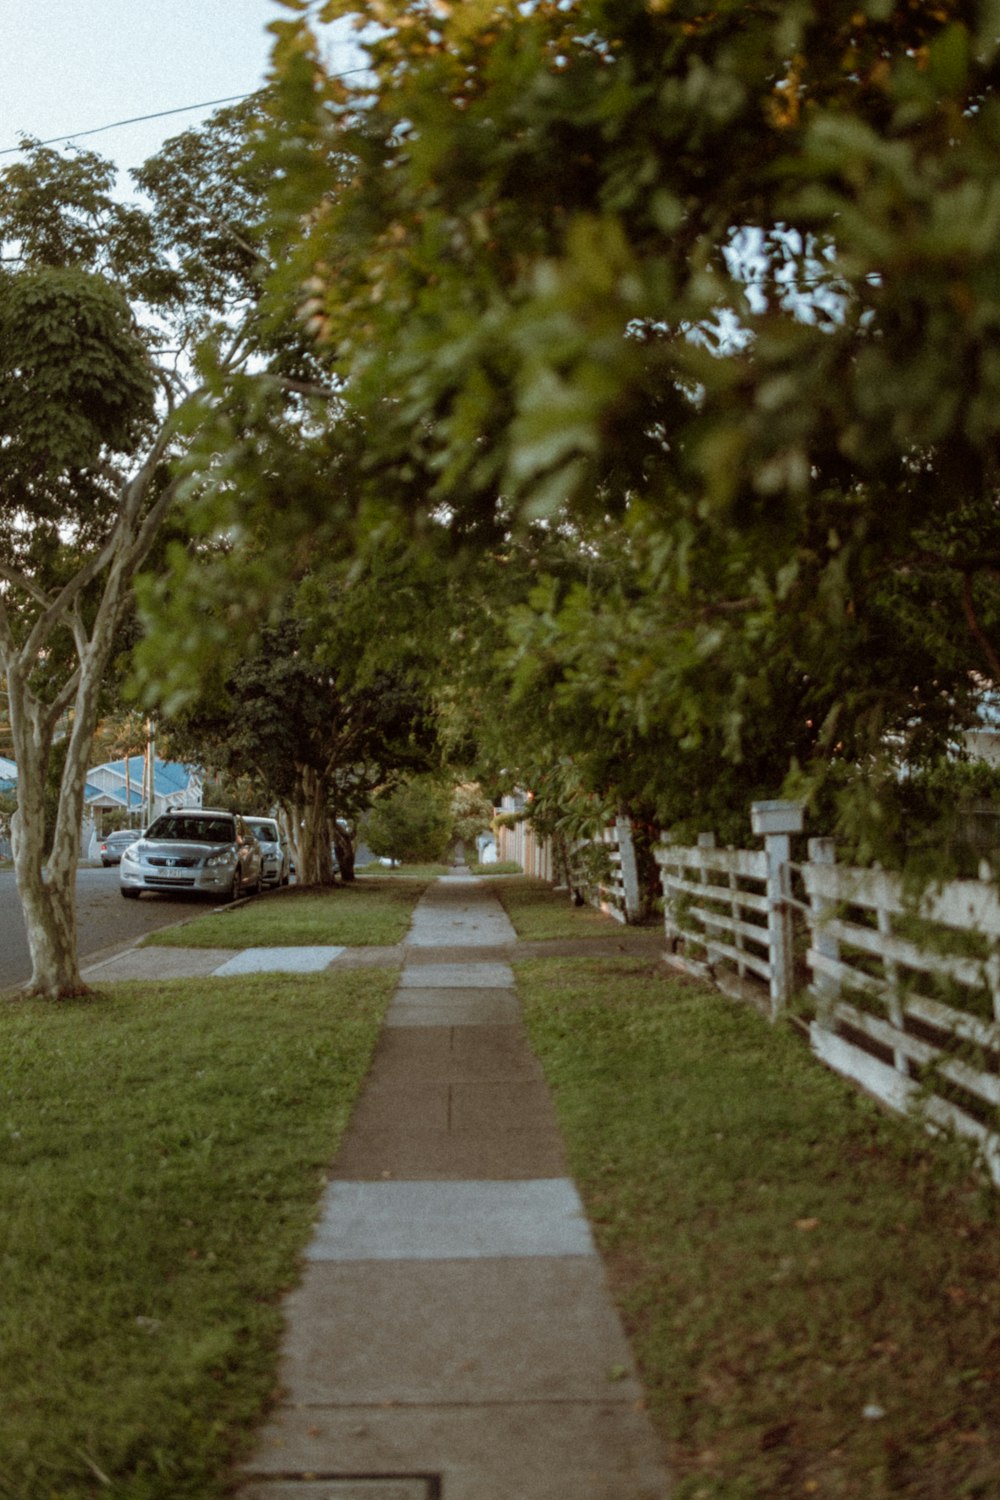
[240,1480,436,1500]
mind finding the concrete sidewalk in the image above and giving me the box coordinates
[235,872,672,1500]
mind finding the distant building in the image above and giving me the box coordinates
[83,757,203,854]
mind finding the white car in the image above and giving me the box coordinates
[246,816,291,889]
[120,809,262,901]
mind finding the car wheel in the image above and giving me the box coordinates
[121,888,140,900]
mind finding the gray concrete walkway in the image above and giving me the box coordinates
[236,872,672,1500]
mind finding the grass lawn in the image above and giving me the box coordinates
[357,862,451,880]
[518,955,1000,1500]
[0,968,395,1500]
[484,873,658,942]
[142,877,431,950]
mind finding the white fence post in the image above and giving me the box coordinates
[806,837,839,1009]
[615,814,642,923]
[751,800,804,1018]
[697,832,718,967]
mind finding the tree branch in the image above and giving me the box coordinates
[961,571,1000,683]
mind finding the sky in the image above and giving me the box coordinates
[0,1,359,183]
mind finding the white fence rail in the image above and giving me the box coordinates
[655,836,772,1002]
[496,795,1000,1185]
[801,859,1000,1186]
[496,814,642,923]
[654,810,1000,1188]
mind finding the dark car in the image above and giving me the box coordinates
[99,828,143,866]
[119,809,262,901]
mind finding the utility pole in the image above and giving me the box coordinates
[145,720,156,828]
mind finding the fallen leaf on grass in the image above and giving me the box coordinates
[795,1217,820,1232]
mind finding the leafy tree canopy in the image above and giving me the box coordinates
[250,0,1000,853]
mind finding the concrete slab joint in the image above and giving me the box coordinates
[239,1481,437,1500]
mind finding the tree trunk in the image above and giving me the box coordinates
[8,674,101,998]
[293,767,337,886]
[332,819,356,883]
[5,535,136,997]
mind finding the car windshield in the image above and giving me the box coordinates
[247,822,277,841]
[145,816,234,843]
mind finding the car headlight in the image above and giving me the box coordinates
[121,847,141,866]
[204,850,236,868]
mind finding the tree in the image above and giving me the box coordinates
[157,602,440,886]
[257,1,1000,852]
[0,99,308,997]
[363,777,453,865]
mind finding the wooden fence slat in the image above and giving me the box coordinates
[803,862,1000,935]
[696,935,772,982]
[827,1000,1000,1108]
[904,993,999,1051]
[820,917,992,990]
[810,1026,1000,1189]
[691,906,770,949]
[660,873,769,914]
[655,846,769,879]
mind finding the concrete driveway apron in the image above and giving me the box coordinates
[237,872,672,1500]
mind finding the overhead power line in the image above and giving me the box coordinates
[0,94,256,157]
[0,66,371,158]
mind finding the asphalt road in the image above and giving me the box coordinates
[0,864,206,990]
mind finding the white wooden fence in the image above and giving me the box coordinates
[801,857,1000,1187]
[654,803,1000,1188]
[496,798,1000,1186]
[496,813,642,922]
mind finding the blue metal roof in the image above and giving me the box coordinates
[85,757,196,806]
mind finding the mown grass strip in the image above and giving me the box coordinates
[0,969,395,1500]
[518,955,1000,1500]
[483,873,649,942]
[142,879,430,950]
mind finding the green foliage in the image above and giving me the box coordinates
[0,266,156,561]
[362,776,454,864]
[154,607,439,828]
[450,781,494,848]
[253,0,1000,857]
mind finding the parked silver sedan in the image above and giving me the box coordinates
[246,817,291,889]
[99,828,143,866]
[119,809,262,901]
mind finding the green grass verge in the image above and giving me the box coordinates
[142,879,430,949]
[517,956,1000,1500]
[357,862,451,880]
[483,873,652,942]
[0,969,395,1500]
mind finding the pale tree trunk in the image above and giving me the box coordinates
[8,637,107,997]
[1,437,179,999]
[288,767,336,887]
[9,692,81,997]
